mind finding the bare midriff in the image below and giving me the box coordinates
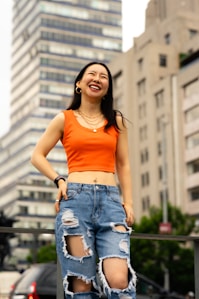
[68,171,116,186]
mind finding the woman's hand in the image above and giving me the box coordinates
[123,203,135,227]
[54,180,68,213]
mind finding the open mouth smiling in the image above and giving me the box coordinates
[89,84,101,90]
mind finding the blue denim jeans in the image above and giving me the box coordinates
[55,183,136,299]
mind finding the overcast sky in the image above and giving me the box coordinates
[0,0,150,137]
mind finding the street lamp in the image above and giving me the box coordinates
[159,115,172,234]
[159,116,171,292]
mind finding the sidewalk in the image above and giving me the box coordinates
[0,271,21,299]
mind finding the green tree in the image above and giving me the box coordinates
[27,243,57,264]
[0,211,17,269]
[130,204,195,295]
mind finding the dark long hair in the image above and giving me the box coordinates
[67,61,123,130]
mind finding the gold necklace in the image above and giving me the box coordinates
[78,110,103,133]
[78,109,102,120]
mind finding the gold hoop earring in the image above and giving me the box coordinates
[75,86,81,94]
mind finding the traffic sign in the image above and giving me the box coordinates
[159,222,172,234]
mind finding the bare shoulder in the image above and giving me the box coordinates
[54,111,65,122]
[51,111,65,123]
[47,111,65,134]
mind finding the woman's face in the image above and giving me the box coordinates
[76,64,109,100]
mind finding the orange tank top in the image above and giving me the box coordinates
[61,110,119,174]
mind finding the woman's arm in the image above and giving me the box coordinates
[115,115,135,226]
[31,112,67,211]
[31,112,64,180]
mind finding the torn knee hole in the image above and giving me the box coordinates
[65,235,91,257]
[68,276,92,293]
[114,224,127,232]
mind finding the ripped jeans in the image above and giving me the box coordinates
[55,183,136,299]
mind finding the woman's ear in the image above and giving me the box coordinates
[76,80,81,88]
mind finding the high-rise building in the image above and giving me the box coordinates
[109,0,199,224]
[0,0,122,264]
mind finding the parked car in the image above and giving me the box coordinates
[136,273,184,299]
[9,263,57,299]
[9,263,184,299]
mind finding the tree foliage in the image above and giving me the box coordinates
[130,204,195,295]
[27,243,57,264]
[0,211,17,269]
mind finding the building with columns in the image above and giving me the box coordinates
[109,0,199,224]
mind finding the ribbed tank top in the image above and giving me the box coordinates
[61,110,119,173]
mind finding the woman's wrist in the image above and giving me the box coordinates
[54,175,66,188]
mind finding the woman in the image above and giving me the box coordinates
[31,61,136,299]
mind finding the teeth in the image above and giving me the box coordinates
[90,85,100,90]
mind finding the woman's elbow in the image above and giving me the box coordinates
[30,150,40,167]
[30,152,36,166]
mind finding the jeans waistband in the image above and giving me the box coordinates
[67,182,118,193]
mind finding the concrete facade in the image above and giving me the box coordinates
[109,0,199,223]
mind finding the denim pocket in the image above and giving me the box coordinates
[108,189,121,204]
[67,189,79,200]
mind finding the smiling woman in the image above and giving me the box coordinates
[0,0,149,137]
[31,61,137,299]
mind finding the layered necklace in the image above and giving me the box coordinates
[78,109,103,133]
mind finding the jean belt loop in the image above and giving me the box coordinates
[77,184,82,193]
[106,185,110,195]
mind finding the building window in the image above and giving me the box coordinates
[157,141,162,155]
[40,98,66,109]
[140,125,148,141]
[30,192,35,199]
[22,29,30,42]
[159,166,163,180]
[142,196,150,211]
[187,159,199,175]
[138,58,143,71]
[185,105,199,123]
[156,117,162,132]
[141,172,150,187]
[155,89,164,108]
[141,148,149,163]
[38,192,53,201]
[40,71,73,83]
[189,187,199,201]
[19,206,28,215]
[113,71,123,88]
[159,54,167,67]
[186,132,199,149]
[40,57,83,71]
[139,103,147,119]
[184,78,199,97]
[164,33,171,44]
[137,78,146,96]
[189,29,198,38]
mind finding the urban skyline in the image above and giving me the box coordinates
[0,0,125,265]
[0,0,198,270]
[0,0,150,137]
